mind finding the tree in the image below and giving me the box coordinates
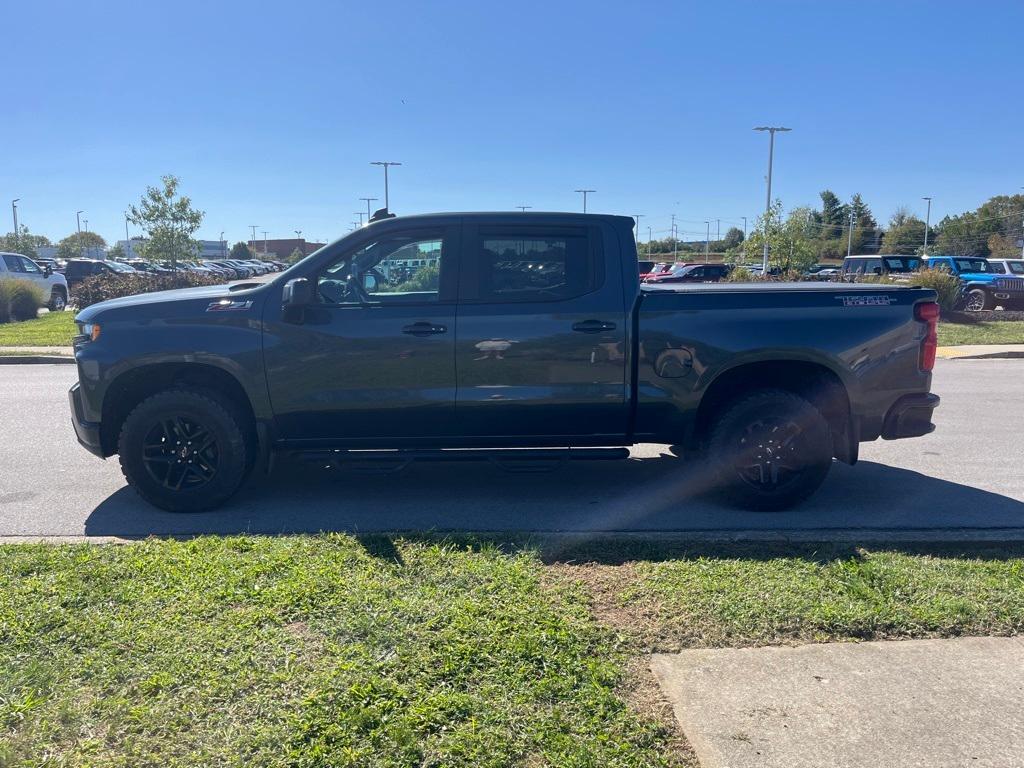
[988,233,1021,259]
[722,227,744,250]
[288,247,305,264]
[57,231,107,260]
[738,200,816,273]
[819,190,846,240]
[127,175,204,269]
[229,241,252,260]
[108,243,126,260]
[933,212,985,256]
[880,215,927,254]
[0,227,51,259]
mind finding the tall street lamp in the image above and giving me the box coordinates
[262,231,268,256]
[922,197,933,254]
[704,221,710,256]
[516,205,532,212]
[125,213,132,253]
[295,230,303,256]
[574,189,595,213]
[354,212,365,226]
[77,211,84,257]
[83,219,89,258]
[633,215,643,246]
[370,162,401,211]
[11,199,19,247]
[249,225,258,252]
[753,126,792,272]
[219,231,225,259]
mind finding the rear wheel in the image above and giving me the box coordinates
[117,389,251,512]
[708,389,832,511]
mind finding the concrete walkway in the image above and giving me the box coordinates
[938,344,1024,359]
[0,345,73,356]
[651,636,1024,768]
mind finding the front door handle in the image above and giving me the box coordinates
[572,320,616,334]
[402,322,448,336]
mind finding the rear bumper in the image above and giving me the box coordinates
[881,392,939,440]
[69,382,104,457]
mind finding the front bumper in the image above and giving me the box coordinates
[69,382,104,457]
[881,392,940,440]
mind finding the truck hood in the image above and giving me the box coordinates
[75,282,258,322]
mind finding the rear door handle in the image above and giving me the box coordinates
[572,320,616,334]
[402,322,447,336]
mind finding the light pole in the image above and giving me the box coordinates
[922,197,932,254]
[671,213,677,260]
[219,231,225,259]
[846,210,855,258]
[295,230,303,257]
[716,218,720,242]
[704,221,710,256]
[370,162,401,211]
[11,199,19,247]
[742,216,748,243]
[753,126,792,272]
[354,212,365,227]
[633,215,643,246]
[249,225,257,253]
[360,197,379,222]
[83,219,89,258]
[647,226,652,255]
[77,211,84,257]
[125,214,131,254]
[262,231,268,256]
[516,205,532,212]
[574,189,595,213]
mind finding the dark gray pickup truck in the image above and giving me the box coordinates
[69,211,940,512]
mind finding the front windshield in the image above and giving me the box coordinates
[954,258,988,272]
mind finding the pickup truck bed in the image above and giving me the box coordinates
[69,211,939,513]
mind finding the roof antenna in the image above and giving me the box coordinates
[369,207,395,222]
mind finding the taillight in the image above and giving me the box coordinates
[915,301,939,371]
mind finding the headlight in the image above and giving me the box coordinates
[77,323,101,342]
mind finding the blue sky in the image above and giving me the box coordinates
[3,0,1021,247]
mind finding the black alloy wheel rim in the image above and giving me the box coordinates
[733,417,808,491]
[965,293,984,312]
[142,416,219,491]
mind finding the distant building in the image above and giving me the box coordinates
[247,238,325,260]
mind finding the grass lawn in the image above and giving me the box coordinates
[0,311,76,347]
[938,318,1024,346]
[4,537,1024,766]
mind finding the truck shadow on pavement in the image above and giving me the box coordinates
[82,450,1024,540]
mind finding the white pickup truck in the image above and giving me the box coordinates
[0,252,69,310]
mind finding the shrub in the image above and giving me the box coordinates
[726,266,755,282]
[903,269,962,313]
[0,278,46,323]
[73,272,224,309]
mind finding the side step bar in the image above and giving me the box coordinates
[292,447,630,474]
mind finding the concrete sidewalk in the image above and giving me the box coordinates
[652,636,1024,768]
[937,344,1024,359]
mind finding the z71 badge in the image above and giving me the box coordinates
[836,294,895,307]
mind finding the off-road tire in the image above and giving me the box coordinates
[707,389,832,511]
[117,389,251,512]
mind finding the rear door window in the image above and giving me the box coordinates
[2,254,25,272]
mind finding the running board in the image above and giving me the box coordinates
[292,447,630,474]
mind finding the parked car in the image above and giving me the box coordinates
[69,211,940,514]
[923,255,1024,311]
[644,263,731,283]
[63,258,137,289]
[981,258,1024,277]
[123,259,174,274]
[841,255,921,277]
[0,252,70,310]
[638,260,656,276]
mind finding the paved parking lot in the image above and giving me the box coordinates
[1,360,1022,539]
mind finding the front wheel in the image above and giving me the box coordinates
[117,389,251,512]
[49,287,67,312]
[965,288,993,312]
[707,389,833,511]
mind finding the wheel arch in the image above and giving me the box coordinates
[100,362,259,456]
[691,358,855,463]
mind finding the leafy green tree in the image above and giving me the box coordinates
[739,200,816,272]
[881,213,927,254]
[722,227,744,250]
[820,190,846,240]
[229,241,252,260]
[127,175,204,269]
[107,244,126,260]
[0,227,51,259]
[988,233,1021,259]
[288,247,305,264]
[57,231,107,259]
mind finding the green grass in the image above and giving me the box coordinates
[938,319,1024,346]
[0,311,76,347]
[0,536,678,768]
[612,549,1024,648]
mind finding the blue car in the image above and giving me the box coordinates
[923,256,1024,311]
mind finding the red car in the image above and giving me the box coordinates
[639,261,680,281]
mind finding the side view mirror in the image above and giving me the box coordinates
[282,278,313,307]
[43,264,53,277]
[363,274,378,292]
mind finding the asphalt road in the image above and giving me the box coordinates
[1,360,1022,539]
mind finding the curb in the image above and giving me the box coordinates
[0,355,75,365]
